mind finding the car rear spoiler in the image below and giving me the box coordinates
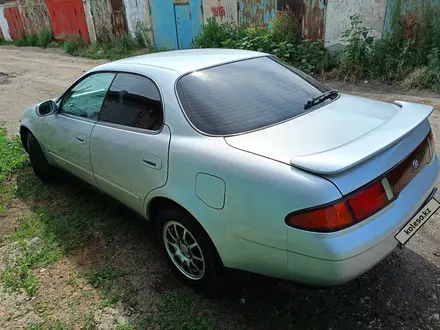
[290,101,434,175]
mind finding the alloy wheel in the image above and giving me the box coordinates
[163,221,206,280]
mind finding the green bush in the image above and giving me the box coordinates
[337,2,440,90]
[193,17,241,48]
[271,10,300,45]
[193,15,330,74]
[62,36,87,55]
[14,30,29,47]
[27,33,38,46]
[36,29,52,48]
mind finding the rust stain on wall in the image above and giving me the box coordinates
[90,0,127,42]
[302,0,326,40]
[401,8,421,40]
[239,0,276,26]
[109,0,127,35]
[17,0,51,34]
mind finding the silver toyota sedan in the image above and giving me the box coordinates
[19,49,440,289]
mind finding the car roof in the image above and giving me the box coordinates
[98,49,267,74]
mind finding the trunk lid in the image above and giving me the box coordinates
[225,94,433,193]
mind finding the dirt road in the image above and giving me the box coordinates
[1,46,440,330]
[0,46,107,135]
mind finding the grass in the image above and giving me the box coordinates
[0,128,225,328]
[26,320,66,330]
[0,127,28,181]
[87,263,127,294]
[60,33,156,60]
[149,288,218,330]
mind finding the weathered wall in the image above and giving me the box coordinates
[17,0,51,34]
[239,0,276,26]
[383,0,439,39]
[83,0,97,43]
[89,0,128,41]
[123,0,153,44]
[0,5,12,40]
[203,0,237,24]
[302,0,326,40]
[325,0,386,47]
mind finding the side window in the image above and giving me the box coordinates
[99,73,163,131]
[60,73,115,120]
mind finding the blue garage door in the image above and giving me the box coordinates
[150,0,202,50]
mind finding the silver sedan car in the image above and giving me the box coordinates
[19,49,440,289]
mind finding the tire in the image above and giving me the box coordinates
[27,132,57,183]
[156,207,223,291]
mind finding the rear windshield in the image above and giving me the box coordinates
[176,56,331,136]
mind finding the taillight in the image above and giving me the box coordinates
[429,130,435,160]
[347,181,388,220]
[286,181,392,232]
[286,200,353,232]
[286,131,433,232]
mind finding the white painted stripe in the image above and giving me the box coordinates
[0,6,12,42]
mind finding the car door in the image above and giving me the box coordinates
[90,73,170,215]
[42,72,116,186]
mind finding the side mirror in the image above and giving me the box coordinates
[36,100,57,116]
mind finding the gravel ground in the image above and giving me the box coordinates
[1,46,440,330]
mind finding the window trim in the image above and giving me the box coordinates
[57,72,117,122]
[97,72,164,134]
[174,56,337,137]
[55,70,166,132]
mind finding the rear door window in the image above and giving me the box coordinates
[176,56,331,136]
[100,73,163,131]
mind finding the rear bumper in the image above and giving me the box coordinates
[286,154,439,286]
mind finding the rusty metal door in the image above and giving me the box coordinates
[46,0,89,42]
[4,6,24,41]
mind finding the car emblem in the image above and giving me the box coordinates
[412,159,419,170]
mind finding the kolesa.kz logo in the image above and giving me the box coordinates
[404,207,431,235]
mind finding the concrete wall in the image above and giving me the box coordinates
[325,0,387,47]
[123,0,154,44]
[0,5,12,41]
[203,0,237,24]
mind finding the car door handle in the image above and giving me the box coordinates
[142,155,162,170]
[75,134,87,144]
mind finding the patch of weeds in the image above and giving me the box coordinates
[27,33,38,47]
[151,288,218,330]
[2,210,63,295]
[0,38,13,45]
[87,263,127,294]
[81,312,97,330]
[0,178,18,213]
[15,215,63,264]
[26,320,66,330]
[116,323,135,330]
[62,36,87,55]
[193,16,330,74]
[271,9,300,45]
[37,29,52,48]
[14,31,30,46]
[3,255,39,296]
[0,127,28,181]
[101,295,119,308]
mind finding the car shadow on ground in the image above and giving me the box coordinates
[14,167,440,330]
